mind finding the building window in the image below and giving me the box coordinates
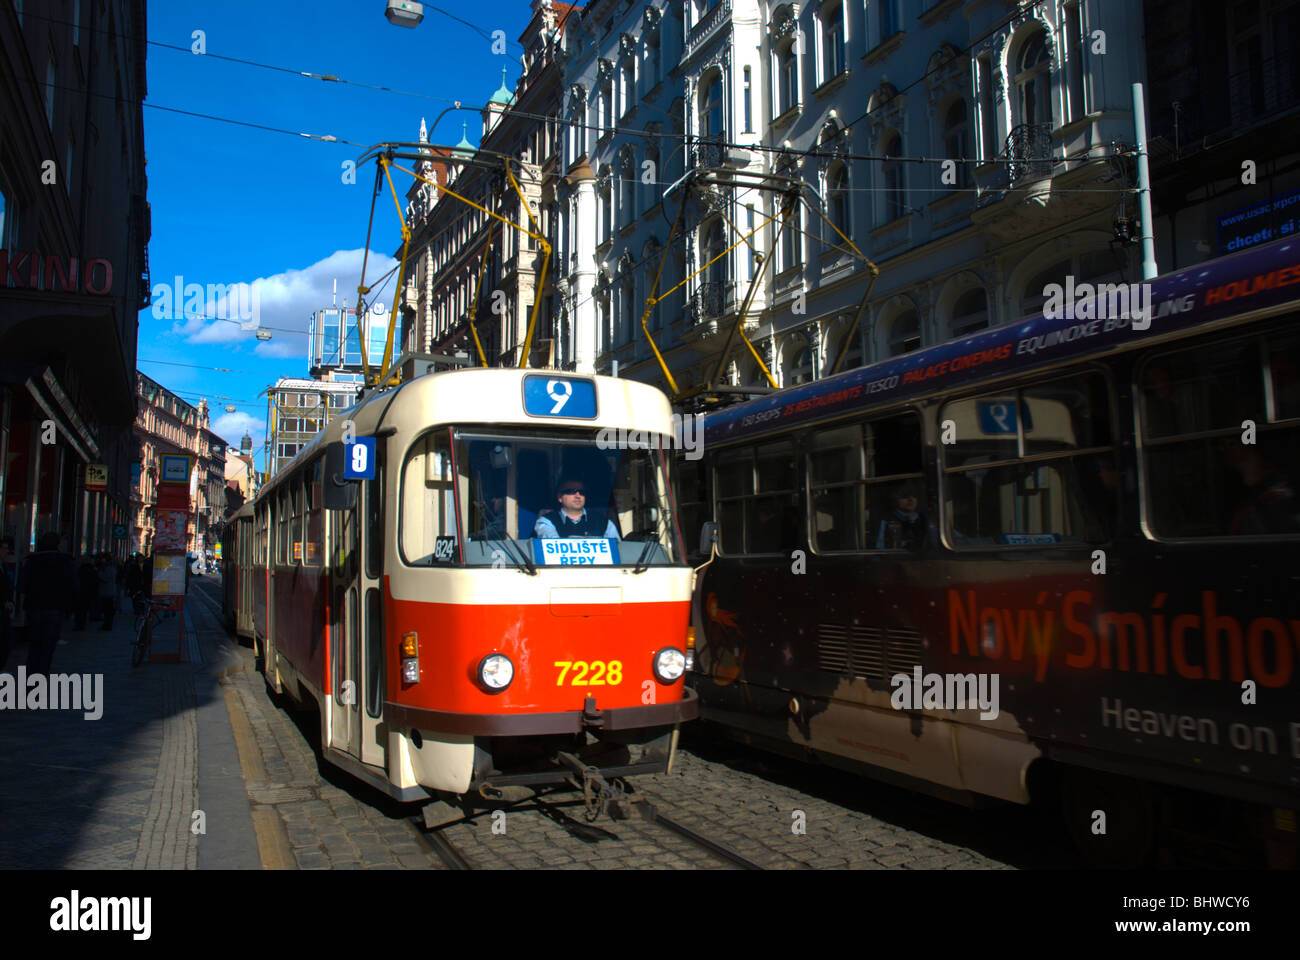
[978,55,997,161]
[1064,2,1086,120]
[788,343,812,385]
[879,0,899,42]
[45,47,57,129]
[821,1,845,83]
[743,66,753,132]
[778,191,801,273]
[600,75,613,136]
[621,273,635,345]
[882,132,904,221]
[943,99,970,189]
[620,58,635,118]
[642,143,659,213]
[700,216,727,298]
[1015,28,1052,127]
[950,288,989,339]
[619,151,634,228]
[888,310,920,356]
[645,32,661,93]
[699,69,724,140]
[599,180,612,244]
[777,37,800,115]
[827,161,849,242]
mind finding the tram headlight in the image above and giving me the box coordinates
[478,653,514,692]
[653,647,686,684]
[401,632,419,684]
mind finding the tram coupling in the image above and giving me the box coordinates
[555,750,634,822]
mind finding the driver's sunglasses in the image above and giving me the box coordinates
[560,487,585,495]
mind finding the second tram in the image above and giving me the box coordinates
[681,238,1300,864]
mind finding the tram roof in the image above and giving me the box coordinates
[702,237,1300,446]
[255,367,675,498]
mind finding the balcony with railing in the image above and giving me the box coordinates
[688,281,730,326]
[686,0,732,61]
[691,135,726,171]
[1004,122,1053,184]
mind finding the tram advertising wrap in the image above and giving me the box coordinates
[688,238,1300,841]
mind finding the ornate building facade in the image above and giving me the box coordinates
[397,0,577,370]
[554,0,1150,394]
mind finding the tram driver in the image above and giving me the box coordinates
[534,478,620,539]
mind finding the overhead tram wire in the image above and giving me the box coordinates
[28,0,1058,175]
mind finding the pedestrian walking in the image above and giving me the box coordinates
[97,552,120,630]
[75,553,97,630]
[18,532,76,675]
[0,536,14,671]
[124,553,143,601]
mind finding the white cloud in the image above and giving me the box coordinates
[212,411,264,449]
[163,249,399,358]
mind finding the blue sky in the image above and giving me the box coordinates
[139,0,539,463]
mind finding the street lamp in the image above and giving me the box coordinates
[385,1,424,28]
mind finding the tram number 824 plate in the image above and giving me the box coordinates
[554,661,623,686]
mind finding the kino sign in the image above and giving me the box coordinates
[0,252,113,295]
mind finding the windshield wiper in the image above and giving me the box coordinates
[631,531,660,574]
[473,492,536,575]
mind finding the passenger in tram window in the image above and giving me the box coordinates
[1141,365,1183,439]
[875,482,928,550]
[534,479,620,539]
[1226,445,1300,535]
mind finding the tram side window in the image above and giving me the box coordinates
[1141,333,1300,538]
[715,440,798,554]
[291,479,304,564]
[304,459,323,565]
[276,490,290,564]
[400,429,459,566]
[941,372,1116,546]
[675,456,710,555]
[809,413,926,552]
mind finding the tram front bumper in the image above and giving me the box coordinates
[385,687,698,736]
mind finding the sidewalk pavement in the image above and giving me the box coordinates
[0,588,263,869]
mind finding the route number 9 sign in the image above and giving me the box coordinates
[343,437,376,479]
[522,375,597,419]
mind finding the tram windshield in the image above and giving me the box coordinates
[399,426,684,569]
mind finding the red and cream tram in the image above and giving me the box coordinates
[223,368,697,808]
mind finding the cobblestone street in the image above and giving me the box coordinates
[192,580,1043,871]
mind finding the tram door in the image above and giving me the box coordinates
[356,447,387,768]
[329,497,362,758]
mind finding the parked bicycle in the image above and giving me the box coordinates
[131,592,174,668]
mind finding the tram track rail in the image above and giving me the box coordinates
[408,785,769,870]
